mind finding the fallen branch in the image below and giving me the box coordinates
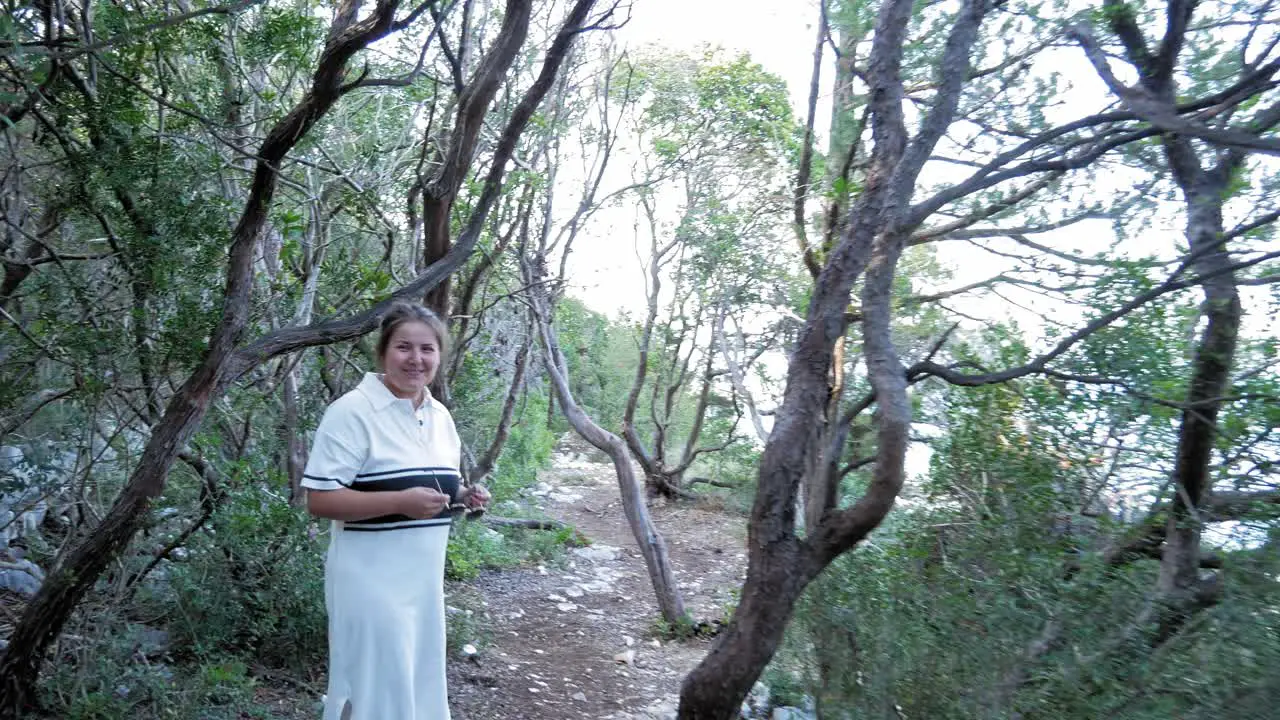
[688,477,738,489]
[481,515,590,546]
[482,515,572,532]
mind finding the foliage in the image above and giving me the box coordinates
[144,484,328,670]
[3,0,1280,717]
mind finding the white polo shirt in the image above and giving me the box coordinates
[302,372,462,531]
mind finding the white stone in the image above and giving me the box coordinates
[613,650,636,665]
[572,545,623,562]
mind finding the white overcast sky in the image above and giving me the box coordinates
[564,0,1133,322]
[564,0,828,317]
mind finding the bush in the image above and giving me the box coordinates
[445,520,518,580]
[148,484,327,671]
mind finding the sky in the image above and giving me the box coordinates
[563,0,1131,322]
[553,0,1277,492]
[562,0,827,317]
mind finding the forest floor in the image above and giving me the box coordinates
[260,434,749,720]
[444,434,749,720]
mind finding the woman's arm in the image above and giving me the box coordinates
[307,486,449,521]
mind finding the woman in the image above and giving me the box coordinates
[302,301,489,720]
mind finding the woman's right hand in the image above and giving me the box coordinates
[397,487,450,519]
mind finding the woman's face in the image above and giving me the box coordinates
[380,320,441,400]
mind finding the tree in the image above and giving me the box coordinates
[1070,0,1280,633]
[616,51,798,497]
[677,0,1280,716]
[0,0,608,711]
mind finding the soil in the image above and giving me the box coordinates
[444,434,748,720]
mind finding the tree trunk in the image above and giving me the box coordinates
[282,368,307,505]
[679,541,811,719]
[678,0,993,715]
[0,3,421,710]
[534,303,688,625]
[471,325,532,483]
[1157,188,1240,605]
[420,0,533,319]
[1094,0,1244,625]
[713,306,769,444]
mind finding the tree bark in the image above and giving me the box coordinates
[678,1,995,716]
[0,0,582,708]
[1091,0,1245,622]
[1157,186,1240,602]
[713,305,769,444]
[421,0,533,318]
[533,297,688,625]
[470,320,533,483]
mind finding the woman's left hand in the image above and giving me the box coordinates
[461,484,491,510]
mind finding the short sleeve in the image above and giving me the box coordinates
[301,403,368,491]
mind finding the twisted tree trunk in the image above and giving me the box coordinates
[0,2,408,710]
[678,0,995,715]
[0,0,602,708]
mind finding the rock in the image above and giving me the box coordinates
[135,628,171,658]
[557,602,578,612]
[564,586,584,598]
[0,558,44,597]
[572,545,622,563]
[623,635,634,647]
[648,639,661,648]
[0,446,23,470]
[613,649,635,665]
[771,707,816,720]
[637,697,678,720]
[548,594,567,602]
[579,579,614,593]
[745,682,770,716]
[573,691,588,702]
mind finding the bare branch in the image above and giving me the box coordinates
[911,248,1280,387]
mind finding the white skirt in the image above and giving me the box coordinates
[322,522,451,720]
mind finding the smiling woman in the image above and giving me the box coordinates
[376,303,449,401]
[302,300,490,720]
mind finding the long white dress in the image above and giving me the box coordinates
[302,373,463,720]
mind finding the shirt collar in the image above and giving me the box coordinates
[356,372,434,412]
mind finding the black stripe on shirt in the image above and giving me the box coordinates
[343,518,454,532]
[346,471,462,524]
[303,473,352,488]
[349,472,461,495]
[355,466,459,479]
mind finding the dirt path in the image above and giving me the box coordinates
[445,435,748,719]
